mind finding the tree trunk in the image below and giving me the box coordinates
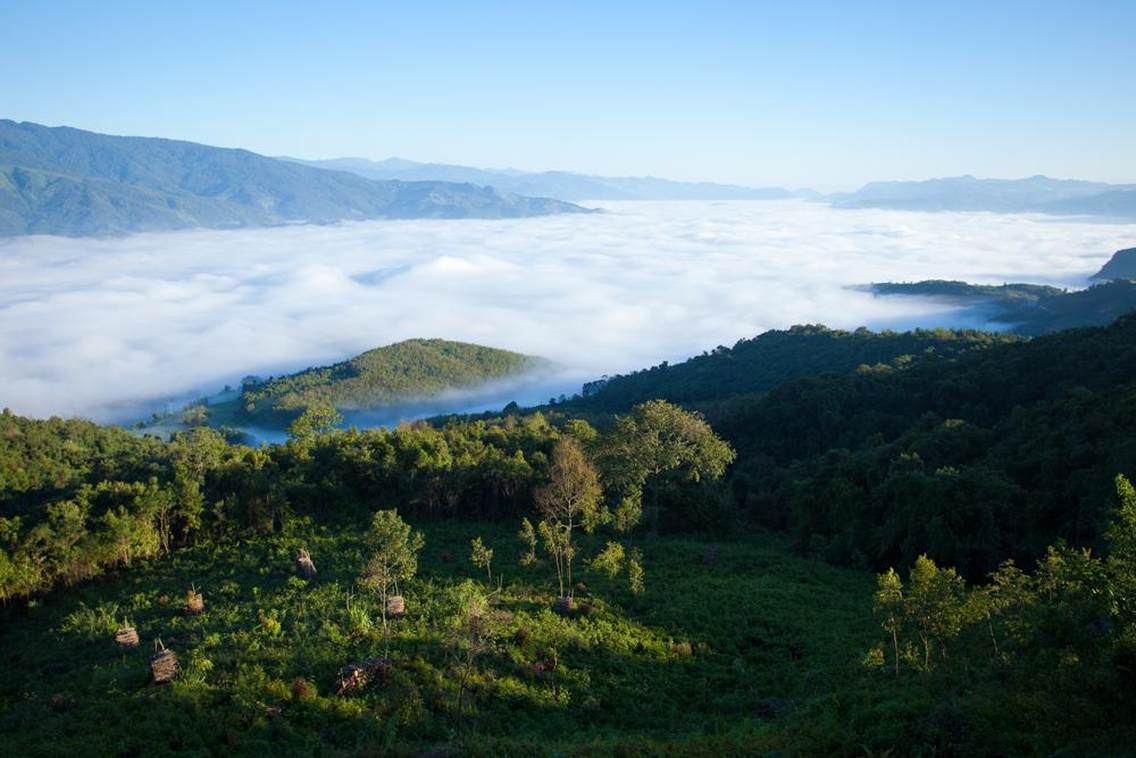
[891,626,900,678]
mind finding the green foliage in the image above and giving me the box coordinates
[361,509,425,609]
[903,556,967,670]
[596,400,735,533]
[286,403,343,441]
[469,536,494,585]
[590,542,625,580]
[60,601,121,639]
[4,316,1136,753]
[1,522,906,755]
[569,324,1018,412]
[718,314,1136,578]
[871,279,1136,335]
[517,518,537,567]
[243,339,540,422]
[628,548,645,595]
[532,438,602,598]
[869,481,1136,695]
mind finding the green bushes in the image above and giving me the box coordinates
[0,400,735,602]
[868,476,1136,687]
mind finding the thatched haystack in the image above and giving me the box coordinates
[184,587,204,615]
[334,658,392,695]
[150,648,178,683]
[385,595,406,619]
[114,626,139,647]
[553,596,575,615]
[296,548,317,579]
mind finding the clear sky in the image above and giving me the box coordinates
[2,0,1134,188]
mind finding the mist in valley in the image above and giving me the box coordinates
[1,199,1132,425]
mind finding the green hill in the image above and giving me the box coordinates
[239,339,544,421]
[0,120,590,236]
[869,277,1136,335]
[563,324,1020,414]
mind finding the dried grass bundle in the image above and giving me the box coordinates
[334,658,391,695]
[114,626,139,647]
[384,595,406,619]
[296,548,317,579]
[184,587,204,615]
[150,647,178,683]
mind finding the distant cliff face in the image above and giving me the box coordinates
[0,120,591,237]
[1091,247,1136,281]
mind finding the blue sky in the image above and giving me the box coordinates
[2,1,1134,188]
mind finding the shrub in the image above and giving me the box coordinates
[60,602,120,639]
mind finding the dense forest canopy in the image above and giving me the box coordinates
[238,339,543,422]
[870,277,1136,335]
[568,324,1020,413]
[4,311,1136,754]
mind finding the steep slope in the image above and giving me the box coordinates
[0,121,590,236]
[1091,247,1136,281]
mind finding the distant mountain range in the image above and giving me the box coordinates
[0,121,589,236]
[4,120,1133,236]
[290,160,1136,218]
[282,155,820,202]
[831,175,1136,218]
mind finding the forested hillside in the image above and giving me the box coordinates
[238,339,543,423]
[439,317,1136,579]
[3,316,1136,754]
[568,324,1020,413]
[870,277,1136,335]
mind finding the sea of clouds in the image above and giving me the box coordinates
[1,200,1133,422]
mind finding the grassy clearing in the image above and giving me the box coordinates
[0,519,876,755]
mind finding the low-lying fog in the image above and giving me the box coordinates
[1,200,1132,424]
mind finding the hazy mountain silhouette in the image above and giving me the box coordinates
[283,155,818,201]
[0,121,590,236]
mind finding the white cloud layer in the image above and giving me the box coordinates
[1,200,1133,422]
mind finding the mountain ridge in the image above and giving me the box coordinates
[831,174,1136,218]
[282,154,819,201]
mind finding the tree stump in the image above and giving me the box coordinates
[184,589,204,615]
[114,627,139,648]
[296,549,317,579]
[334,658,391,695]
[385,595,406,619]
[553,596,575,615]
[150,649,178,683]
